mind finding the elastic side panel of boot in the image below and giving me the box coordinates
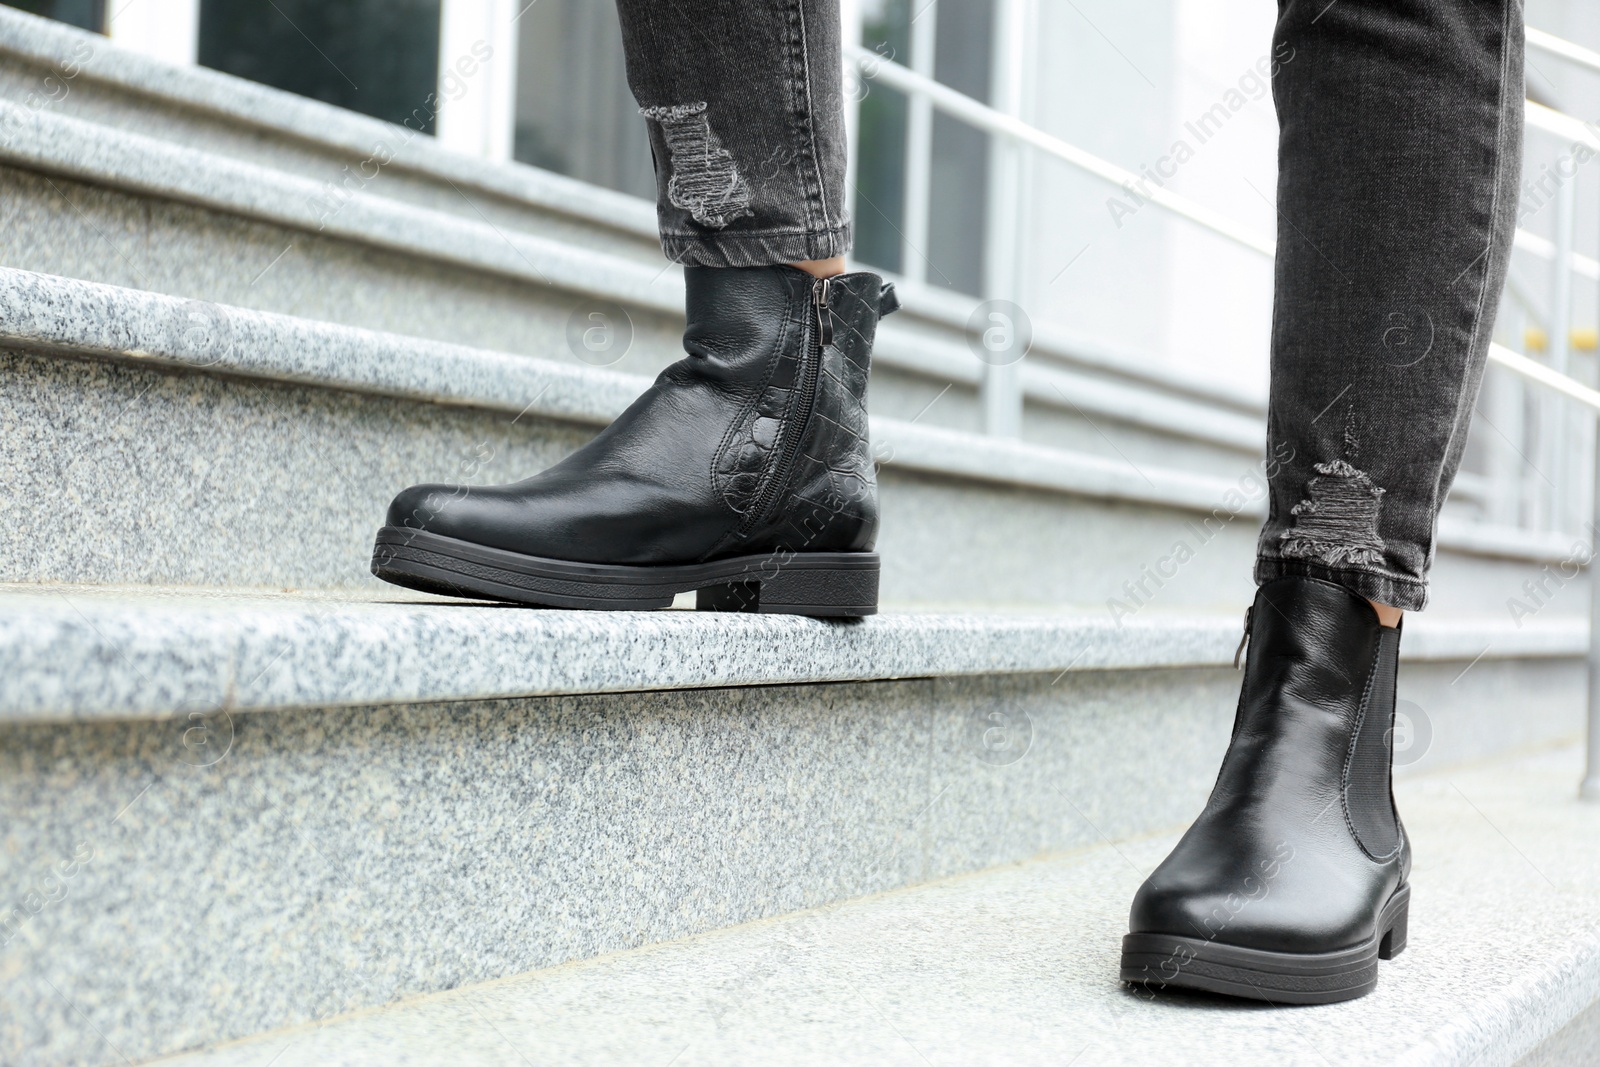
[1345,627,1402,858]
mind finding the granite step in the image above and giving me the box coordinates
[1,585,1587,1066]
[0,12,1561,542]
[0,265,1575,616]
[3,583,1584,725]
[139,742,1600,1067]
[0,9,1258,417]
[0,7,1268,479]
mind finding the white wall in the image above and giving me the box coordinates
[435,0,520,161]
[1012,0,1276,400]
[1017,0,1178,362]
[1162,0,1277,402]
[106,0,199,66]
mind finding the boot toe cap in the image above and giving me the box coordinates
[385,483,469,535]
[1128,878,1222,941]
[1128,865,1384,954]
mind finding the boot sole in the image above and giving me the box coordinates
[1119,882,1410,1005]
[370,527,879,617]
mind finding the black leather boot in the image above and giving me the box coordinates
[1120,576,1411,1004]
[371,265,898,616]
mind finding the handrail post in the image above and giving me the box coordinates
[1587,184,1600,801]
[1585,424,1600,801]
[980,0,1030,439]
[1550,178,1576,530]
[982,363,1024,437]
[900,6,937,288]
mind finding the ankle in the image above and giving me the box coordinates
[789,257,846,279]
[1366,598,1403,628]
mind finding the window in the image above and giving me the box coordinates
[2,0,104,33]
[512,0,654,200]
[198,0,441,132]
[853,0,996,296]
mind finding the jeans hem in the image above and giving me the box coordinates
[1254,557,1428,612]
[660,224,852,268]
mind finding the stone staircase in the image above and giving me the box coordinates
[1,9,1596,1066]
[143,744,1600,1067]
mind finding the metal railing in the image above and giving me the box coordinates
[1528,28,1600,799]
[849,31,1600,800]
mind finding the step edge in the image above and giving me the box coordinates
[0,587,1584,725]
[0,97,687,315]
[1397,925,1600,1067]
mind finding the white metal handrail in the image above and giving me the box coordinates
[1528,26,1600,72]
[844,45,1276,257]
[849,51,1600,285]
[844,71,1600,419]
[851,30,1600,799]
[1515,230,1600,282]
[1490,343,1600,410]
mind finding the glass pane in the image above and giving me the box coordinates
[928,0,993,296]
[852,0,912,275]
[2,0,103,32]
[513,0,654,201]
[198,0,442,132]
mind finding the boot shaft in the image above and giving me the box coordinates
[1226,577,1405,860]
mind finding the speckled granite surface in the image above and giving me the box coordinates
[4,666,1244,1066]
[0,167,689,375]
[0,98,687,316]
[0,264,643,423]
[141,745,1600,1067]
[0,583,1583,724]
[1519,995,1600,1066]
[0,268,1575,609]
[2,265,1577,562]
[0,344,594,589]
[0,583,1586,1065]
[1,336,1274,605]
[0,587,1216,721]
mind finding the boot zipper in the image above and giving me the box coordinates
[744,276,828,531]
[1233,605,1254,669]
[814,276,833,346]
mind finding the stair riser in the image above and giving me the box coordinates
[0,33,667,266]
[2,656,1581,1067]
[3,345,1573,614]
[0,164,1262,476]
[1518,995,1600,1066]
[0,166,690,378]
[3,343,1257,607]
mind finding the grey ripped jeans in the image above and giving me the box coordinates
[614,0,1525,611]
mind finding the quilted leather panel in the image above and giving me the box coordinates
[740,273,883,556]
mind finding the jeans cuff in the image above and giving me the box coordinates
[1254,556,1429,611]
[659,224,852,268]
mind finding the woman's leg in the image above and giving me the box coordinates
[1123,0,1523,1004]
[613,0,851,271]
[374,1,899,616]
[1257,0,1524,611]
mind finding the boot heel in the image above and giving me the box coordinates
[1378,884,1410,960]
[696,552,879,618]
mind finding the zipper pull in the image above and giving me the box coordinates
[1233,605,1254,670]
[813,277,833,348]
